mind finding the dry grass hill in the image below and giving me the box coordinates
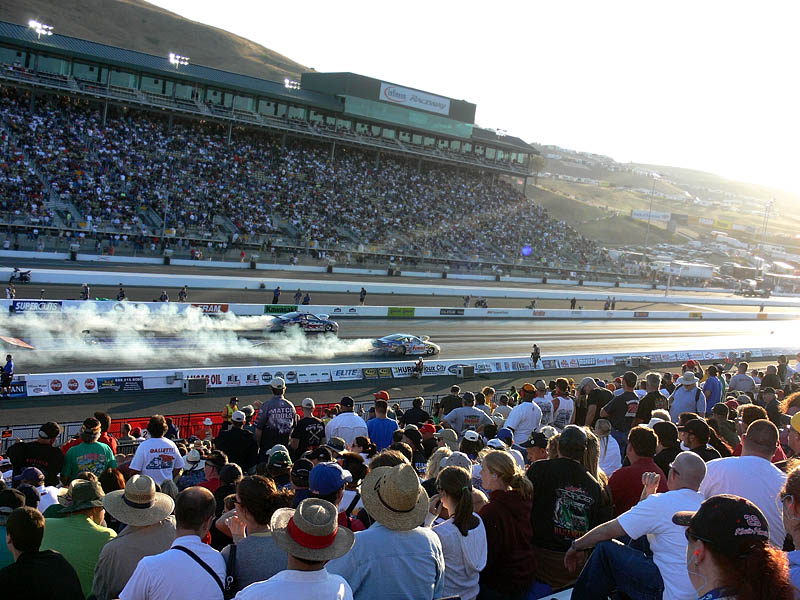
[0,0,309,82]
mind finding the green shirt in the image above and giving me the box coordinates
[0,525,11,569]
[41,514,116,597]
[62,441,117,482]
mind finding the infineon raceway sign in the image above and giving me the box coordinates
[379,82,451,116]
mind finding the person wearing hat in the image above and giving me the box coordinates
[255,376,298,462]
[40,479,116,596]
[0,505,85,598]
[92,475,176,600]
[304,446,334,465]
[673,494,795,599]
[220,396,239,431]
[268,449,293,489]
[289,398,325,460]
[709,402,741,449]
[699,419,787,548]
[12,467,59,513]
[198,450,228,493]
[526,425,608,589]
[291,458,314,506]
[325,437,348,456]
[235,498,355,599]
[503,384,543,445]
[418,423,438,459]
[567,451,708,600]
[327,463,444,600]
[240,404,256,434]
[213,409,258,473]
[6,421,64,487]
[129,415,186,485]
[679,418,722,462]
[442,391,493,437]
[668,371,706,423]
[367,398,398,451]
[61,418,117,484]
[520,431,549,464]
[309,462,364,532]
[176,449,207,491]
[434,427,458,452]
[653,421,683,477]
[326,396,368,448]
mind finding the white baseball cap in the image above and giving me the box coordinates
[301,397,315,409]
[231,410,245,423]
[271,377,286,389]
[463,430,480,442]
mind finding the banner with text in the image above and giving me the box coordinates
[379,82,451,116]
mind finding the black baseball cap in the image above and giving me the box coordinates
[303,447,333,463]
[559,425,588,451]
[520,431,548,449]
[653,421,679,446]
[290,458,313,487]
[678,418,710,441]
[340,396,354,407]
[673,494,769,556]
[38,421,61,439]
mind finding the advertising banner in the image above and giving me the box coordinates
[439,308,464,316]
[632,210,671,223]
[387,307,415,318]
[633,312,649,318]
[264,305,298,314]
[330,367,363,382]
[191,303,229,313]
[97,376,143,392]
[331,307,362,316]
[296,368,332,384]
[379,82,451,116]
[363,367,393,380]
[10,300,62,313]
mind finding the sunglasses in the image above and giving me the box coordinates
[684,529,713,545]
[668,463,680,477]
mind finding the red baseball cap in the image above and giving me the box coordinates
[374,390,390,401]
[419,423,436,435]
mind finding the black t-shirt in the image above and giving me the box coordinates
[761,373,782,390]
[602,391,640,432]
[401,407,430,428]
[0,550,83,600]
[635,391,668,423]
[527,457,605,552]
[422,436,437,460]
[212,428,259,472]
[6,441,64,487]
[578,388,612,426]
[691,445,722,462]
[290,416,325,458]
[654,445,682,477]
[439,394,462,415]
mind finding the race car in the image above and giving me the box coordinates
[371,333,440,356]
[269,311,339,334]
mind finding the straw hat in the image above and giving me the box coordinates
[103,475,174,526]
[360,463,428,531]
[184,449,205,471]
[270,498,354,561]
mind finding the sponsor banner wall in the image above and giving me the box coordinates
[97,376,142,392]
[379,82,451,116]
[264,304,298,314]
[11,300,62,313]
[387,306,416,318]
[191,303,229,313]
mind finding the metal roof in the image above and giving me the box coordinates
[471,127,538,154]
[0,21,342,112]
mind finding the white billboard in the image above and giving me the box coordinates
[631,209,671,222]
[379,82,450,116]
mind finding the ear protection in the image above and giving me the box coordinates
[694,550,700,557]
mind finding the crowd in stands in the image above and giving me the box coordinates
[3,355,800,598]
[0,87,614,269]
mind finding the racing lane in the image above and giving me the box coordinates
[10,317,800,374]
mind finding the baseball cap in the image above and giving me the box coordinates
[711,403,729,417]
[268,450,292,469]
[652,420,679,445]
[724,399,740,412]
[231,411,245,423]
[496,428,514,445]
[304,447,333,463]
[38,421,61,439]
[441,451,472,470]
[463,430,480,442]
[419,423,436,435]
[301,398,315,409]
[13,467,44,484]
[559,425,588,451]
[522,382,537,393]
[340,396,354,408]
[761,387,776,395]
[487,438,506,449]
[678,418,710,440]
[271,377,286,389]
[309,462,352,496]
[374,390,390,401]
[402,429,422,446]
[434,428,458,448]
[791,412,800,435]
[672,494,769,556]
[325,437,347,455]
[520,431,548,449]
[291,458,313,487]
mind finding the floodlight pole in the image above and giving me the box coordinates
[643,174,657,262]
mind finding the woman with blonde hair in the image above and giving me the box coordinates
[421,446,452,496]
[478,450,536,599]
[594,418,621,476]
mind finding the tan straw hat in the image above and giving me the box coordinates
[103,475,174,526]
[270,498,354,561]
[360,463,429,531]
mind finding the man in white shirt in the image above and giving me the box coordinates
[566,451,707,600]
[120,487,226,600]
[325,397,368,447]
[504,384,543,444]
[236,498,354,600]
[129,415,185,485]
[698,419,786,547]
[531,380,554,426]
[728,362,756,393]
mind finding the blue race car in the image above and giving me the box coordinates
[371,333,440,356]
[269,311,339,334]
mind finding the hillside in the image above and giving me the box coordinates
[0,0,308,82]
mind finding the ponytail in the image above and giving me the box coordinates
[707,427,733,457]
[436,466,476,536]
[482,449,533,501]
[510,473,533,501]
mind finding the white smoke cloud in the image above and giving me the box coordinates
[0,304,375,368]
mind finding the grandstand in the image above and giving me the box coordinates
[0,20,617,275]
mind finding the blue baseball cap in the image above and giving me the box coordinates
[309,462,352,496]
[496,428,514,445]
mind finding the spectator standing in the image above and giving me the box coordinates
[576,377,606,427]
[474,391,492,416]
[732,404,787,463]
[668,372,706,423]
[327,463,445,600]
[702,365,723,414]
[434,428,459,452]
[6,421,63,486]
[567,451,707,600]
[608,425,668,516]
[129,415,185,485]
[309,462,365,532]
[599,371,640,454]
[519,431,549,464]
[294,288,302,304]
[221,397,238,430]
[255,377,298,460]
[367,397,399,450]
[40,479,116,597]
[552,377,576,430]
[442,391,493,436]
[0,506,83,599]
[213,410,258,472]
[491,394,512,419]
[92,475,176,600]
[326,396,368,446]
[95,412,118,454]
[634,372,669,426]
[61,417,117,483]
[401,396,431,427]
[359,287,367,305]
[272,286,281,304]
[438,385,462,421]
[761,364,783,391]
[426,466,486,600]
[289,398,325,459]
[120,487,226,600]
[1,353,13,399]
[498,386,542,444]
[729,361,756,393]
[526,425,608,589]
[478,450,536,599]
[699,419,787,548]
[235,498,355,600]
[532,381,554,426]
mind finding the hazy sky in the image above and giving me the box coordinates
[148,0,799,194]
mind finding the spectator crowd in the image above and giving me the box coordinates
[2,355,800,599]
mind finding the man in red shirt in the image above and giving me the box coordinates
[197,451,227,493]
[94,412,118,454]
[608,425,667,516]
